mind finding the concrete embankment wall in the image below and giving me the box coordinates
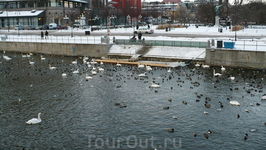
[205,48,266,69]
[0,41,110,57]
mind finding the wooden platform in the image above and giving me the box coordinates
[94,59,169,67]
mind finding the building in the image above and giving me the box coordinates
[0,0,88,29]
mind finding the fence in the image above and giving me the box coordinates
[0,34,103,44]
[115,39,209,48]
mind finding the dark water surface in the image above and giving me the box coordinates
[1,51,266,150]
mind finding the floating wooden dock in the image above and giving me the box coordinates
[94,59,170,67]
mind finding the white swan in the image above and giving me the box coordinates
[146,65,152,71]
[230,100,240,106]
[202,64,210,68]
[228,76,235,80]
[213,69,222,77]
[72,68,79,74]
[261,95,266,100]
[138,72,147,77]
[204,111,209,114]
[116,62,121,67]
[29,60,35,65]
[195,63,200,67]
[91,70,97,75]
[86,73,93,80]
[49,64,56,70]
[62,73,67,77]
[98,67,104,71]
[167,68,172,73]
[3,55,11,61]
[40,55,46,61]
[150,82,161,88]
[138,64,144,68]
[26,113,42,124]
[221,66,226,71]
[72,59,77,64]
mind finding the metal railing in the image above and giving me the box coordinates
[115,39,208,48]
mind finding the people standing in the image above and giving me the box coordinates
[41,31,44,39]
[138,32,142,40]
[45,30,48,39]
[148,24,150,29]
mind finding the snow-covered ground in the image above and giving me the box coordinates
[1,25,266,62]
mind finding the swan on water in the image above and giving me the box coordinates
[138,72,147,77]
[72,68,79,74]
[26,113,42,124]
[230,100,240,106]
[213,69,222,77]
[49,64,56,70]
[3,55,11,61]
[138,64,144,68]
[116,62,121,66]
[29,60,35,65]
[86,73,92,80]
[91,70,97,75]
[150,82,161,88]
[62,73,67,77]
[146,65,152,71]
[40,55,46,61]
[202,65,210,68]
[221,66,225,71]
[228,76,235,80]
[195,63,200,67]
[98,67,104,71]
[72,59,77,64]
[261,95,266,100]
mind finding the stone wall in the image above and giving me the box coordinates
[206,48,266,69]
[0,41,110,58]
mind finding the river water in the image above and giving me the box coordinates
[1,51,266,150]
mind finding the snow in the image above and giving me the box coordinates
[1,24,266,62]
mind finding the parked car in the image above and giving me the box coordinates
[57,25,67,30]
[27,25,36,30]
[49,23,57,30]
[35,26,43,30]
[43,24,49,30]
[82,25,90,29]
[134,28,154,34]
[15,25,24,30]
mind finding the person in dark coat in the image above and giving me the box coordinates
[45,30,48,39]
[136,24,139,30]
[148,24,150,29]
[138,32,142,40]
[41,31,44,39]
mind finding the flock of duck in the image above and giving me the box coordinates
[1,51,266,144]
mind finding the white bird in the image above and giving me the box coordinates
[221,66,226,71]
[29,60,35,65]
[91,70,97,75]
[230,100,240,106]
[138,72,147,77]
[167,68,172,73]
[204,111,209,114]
[202,64,210,68]
[62,73,67,77]
[3,55,11,61]
[228,76,235,80]
[49,64,56,70]
[72,68,79,74]
[150,82,161,88]
[146,65,152,71]
[26,113,42,124]
[173,116,178,119]
[98,67,104,71]
[116,62,121,67]
[22,54,27,58]
[72,59,77,64]
[213,69,222,77]
[138,64,145,68]
[86,73,93,80]
[40,55,46,61]
[261,95,266,100]
[195,63,200,67]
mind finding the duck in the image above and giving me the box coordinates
[26,113,42,124]
[204,133,209,139]
[173,116,178,119]
[244,133,248,140]
[230,100,240,106]
[150,82,161,88]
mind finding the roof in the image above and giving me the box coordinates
[0,10,44,17]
